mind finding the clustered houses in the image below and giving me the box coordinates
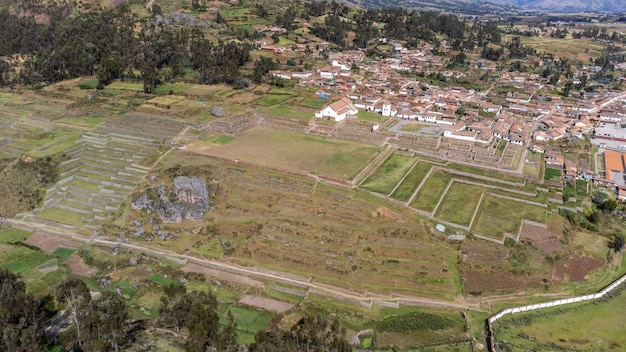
[602,150,626,202]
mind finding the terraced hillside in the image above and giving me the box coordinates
[26,114,186,231]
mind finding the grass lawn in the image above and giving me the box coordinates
[0,228,32,243]
[410,171,453,212]
[435,182,483,226]
[184,127,382,180]
[37,207,85,227]
[357,110,387,123]
[149,274,180,286]
[493,288,626,351]
[155,84,187,94]
[200,134,235,145]
[544,167,561,180]
[472,196,547,238]
[262,105,313,121]
[400,123,424,132]
[361,154,416,194]
[106,82,144,91]
[390,162,432,202]
[447,163,524,183]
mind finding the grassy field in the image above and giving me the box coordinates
[544,167,561,180]
[184,127,382,179]
[37,207,85,227]
[298,98,327,109]
[259,94,293,106]
[0,246,51,274]
[410,171,453,212]
[0,228,32,243]
[435,182,483,226]
[261,105,313,121]
[224,306,273,344]
[357,110,387,123]
[200,134,235,145]
[391,162,432,202]
[361,154,416,194]
[57,116,106,128]
[472,196,547,238]
[493,288,626,351]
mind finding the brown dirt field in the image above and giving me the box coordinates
[520,223,563,253]
[0,244,11,253]
[553,256,603,282]
[239,295,295,313]
[182,263,264,288]
[24,231,78,254]
[38,265,59,274]
[463,268,545,295]
[66,254,98,277]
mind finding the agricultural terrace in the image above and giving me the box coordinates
[185,127,383,180]
[493,286,626,351]
[358,151,549,241]
[126,152,462,299]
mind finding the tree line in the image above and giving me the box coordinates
[0,269,352,351]
[0,4,251,92]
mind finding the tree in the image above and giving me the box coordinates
[610,233,625,253]
[0,269,45,352]
[84,291,129,351]
[252,56,278,84]
[56,277,91,347]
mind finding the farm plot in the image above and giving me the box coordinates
[361,154,416,194]
[390,162,432,202]
[410,170,453,212]
[435,182,483,226]
[185,127,382,180]
[471,196,547,239]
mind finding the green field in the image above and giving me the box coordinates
[200,134,235,145]
[188,127,382,179]
[52,247,75,259]
[262,105,313,121]
[0,228,32,243]
[225,306,273,344]
[57,117,107,128]
[149,274,179,286]
[391,162,433,202]
[493,288,626,351]
[37,207,85,227]
[298,98,327,109]
[472,196,547,238]
[0,246,51,274]
[410,171,453,212]
[259,94,293,106]
[544,167,561,180]
[357,110,387,123]
[361,154,416,194]
[435,182,483,226]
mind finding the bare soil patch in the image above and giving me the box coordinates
[553,256,603,282]
[38,265,59,274]
[25,232,77,254]
[182,263,264,288]
[66,254,97,277]
[520,222,563,253]
[239,295,295,313]
[0,244,11,253]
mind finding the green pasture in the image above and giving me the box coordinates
[52,247,75,259]
[0,246,51,274]
[435,182,483,226]
[493,288,626,351]
[262,105,313,121]
[298,98,326,109]
[361,154,416,194]
[105,82,144,91]
[410,171,453,212]
[391,162,433,202]
[544,167,561,180]
[472,196,546,238]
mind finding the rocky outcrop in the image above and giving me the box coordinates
[132,176,210,223]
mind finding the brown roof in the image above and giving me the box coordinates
[604,151,625,181]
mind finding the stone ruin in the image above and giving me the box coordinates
[131,176,210,223]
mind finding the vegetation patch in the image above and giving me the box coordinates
[52,247,75,259]
[410,171,453,212]
[259,94,292,106]
[391,162,432,202]
[200,134,235,145]
[544,167,561,180]
[472,196,546,238]
[225,306,273,344]
[36,207,85,227]
[435,182,483,226]
[357,110,387,123]
[374,311,459,332]
[0,228,32,244]
[149,274,179,286]
[262,105,313,121]
[361,154,416,194]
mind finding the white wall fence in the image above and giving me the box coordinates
[487,272,626,351]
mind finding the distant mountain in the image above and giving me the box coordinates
[347,0,626,14]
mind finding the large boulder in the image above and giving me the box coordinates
[132,176,210,223]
